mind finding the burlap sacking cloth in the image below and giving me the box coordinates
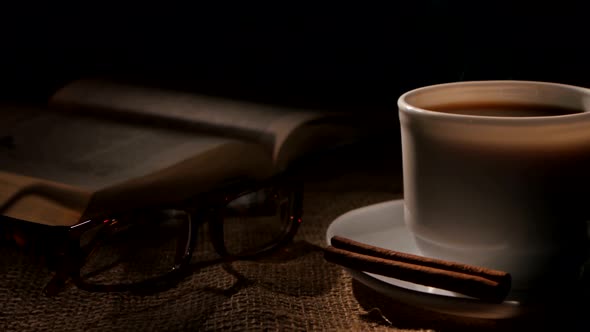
[1,153,588,331]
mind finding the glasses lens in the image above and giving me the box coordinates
[79,210,191,286]
[222,187,294,256]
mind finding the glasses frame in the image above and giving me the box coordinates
[1,174,304,296]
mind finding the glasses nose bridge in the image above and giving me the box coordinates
[200,205,228,257]
[178,205,226,257]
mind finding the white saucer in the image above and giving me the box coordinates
[326,199,528,320]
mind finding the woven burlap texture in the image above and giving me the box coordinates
[2,170,587,331]
[1,186,420,331]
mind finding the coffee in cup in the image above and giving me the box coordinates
[398,81,590,291]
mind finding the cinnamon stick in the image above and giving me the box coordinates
[324,236,511,303]
[331,236,510,284]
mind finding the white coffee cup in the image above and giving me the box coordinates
[398,81,590,291]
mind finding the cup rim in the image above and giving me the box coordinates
[398,80,590,124]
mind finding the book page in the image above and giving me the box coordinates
[49,79,327,155]
[0,105,243,191]
[0,105,274,225]
[268,112,360,169]
[0,171,91,226]
[0,105,275,224]
[48,78,381,173]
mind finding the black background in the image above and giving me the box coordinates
[1,2,589,113]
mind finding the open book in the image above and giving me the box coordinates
[0,78,381,227]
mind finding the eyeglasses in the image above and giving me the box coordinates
[0,176,303,296]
